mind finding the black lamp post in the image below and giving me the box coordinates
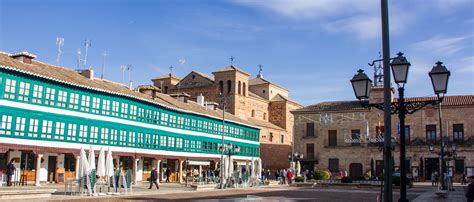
[351,58,450,201]
[429,61,451,191]
[219,143,240,188]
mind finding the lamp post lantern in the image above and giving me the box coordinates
[351,69,373,100]
[429,61,451,191]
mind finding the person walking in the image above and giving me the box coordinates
[165,168,171,183]
[282,169,287,184]
[148,168,160,189]
[466,176,474,202]
[287,169,294,184]
[6,159,16,186]
[434,171,439,187]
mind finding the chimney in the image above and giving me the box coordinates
[197,94,205,106]
[10,51,37,64]
[369,85,393,104]
[170,92,190,103]
[204,102,219,111]
[79,67,94,80]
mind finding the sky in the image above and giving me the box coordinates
[1,0,473,106]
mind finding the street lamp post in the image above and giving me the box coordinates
[288,152,304,172]
[351,58,450,201]
[219,93,226,189]
[220,143,240,188]
[429,61,451,191]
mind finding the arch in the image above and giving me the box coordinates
[227,80,232,94]
[219,81,224,94]
[349,163,363,179]
[243,82,246,96]
[238,81,241,95]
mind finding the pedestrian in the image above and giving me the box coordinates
[287,169,294,184]
[434,172,439,187]
[148,167,160,189]
[282,169,287,184]
[165,168,171,183]
[466,176,474,202]
[6,159,16,186]
[462,173,467,185]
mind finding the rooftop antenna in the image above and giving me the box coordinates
[76,49,82,69]
[169,65,174,76]
[55,37,64,66]
[127,64,132,89]
[120,65,127,84]
[257,64,263,78]
[229,56,235,66]
[83,39,92,68]
[101,51,107,79]
[372,51,383,86]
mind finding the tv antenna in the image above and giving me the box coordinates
[257,64,263,78]
[127,64,132,89]
[83,39,92,68]
[76,49,82,69]
[101,51,107,79]
[169,65,174,76]
[120,65,127,84]
[55,37,64,66]
[229,56,235,66]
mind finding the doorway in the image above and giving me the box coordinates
[48,156,57,183]
[349,163,363,179]
[375,160,384,177]
[424,158,439,181]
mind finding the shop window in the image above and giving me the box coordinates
[64,155,76,171]
[20,153,35,170]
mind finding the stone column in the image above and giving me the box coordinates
[198,165,202,177]
[156,160,161,182]
[179,160,184,183]
[35,154,43,186]
[75,156,80,179]
[133,158,139,185]
[215,162,219,170]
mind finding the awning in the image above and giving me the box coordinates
[187,160,210,166]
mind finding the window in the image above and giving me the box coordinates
[4,79,16,99]
[251,110,255,118]
[404,125,411,143]
[91,97,101,114]
[280,134,284,143]
[263,90,266,94]
[453,124,464,142]
[128,131,136,146]
[102,99,110,115]
[67,123,77,141]
[80,95,90,112]
[426,125,437,143]
[18,81,30,102]
[351,129,361,146]
[137,132,143,147]
[238,81,241,95]
[28,119,39,138]
[138,108,145,121]
[64,155,76,171]
[119,130,127,146]
[219,81,224,94]
[90,126,99,143]
[14,117,26,136]
[168,136,175,147]
[41,120,53,139]
[54,122,65,140]
[152,134,158,148]
[110,129,118,145]
[161,113,169,125]
[57,90,68,107]
[129,105,137,119]
[69,93,79,110]
[100,128,109,144]
[306,122,315,137]
[153,111,160,123]
[78,125,88,142]
[306,143,314,159]
[32,84,43,104]
[263,113,267,120]
[160,136,167,147]
[45,87,56,106]
[328,159,339,172]
[243,82,246,96]
[176,138,183,148]
[269,132,273,142]
[111,101,119,116]
[328,130,337,146]
[0,115,13,135]
[227,80,232,94]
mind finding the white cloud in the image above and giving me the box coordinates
[411,35,472,56]
[455,56,474,73]
[234,0,377,19]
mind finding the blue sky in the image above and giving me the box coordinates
[1,0,473,105]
